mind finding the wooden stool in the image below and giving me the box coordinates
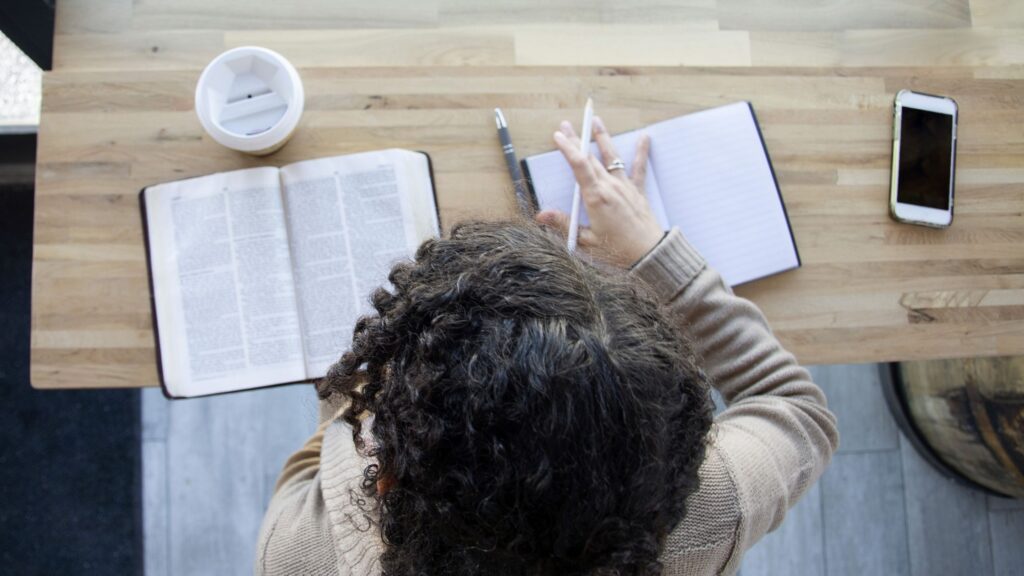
[883,358,1024,500]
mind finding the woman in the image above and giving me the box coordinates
[256,117,838,575]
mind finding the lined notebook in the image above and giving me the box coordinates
[522,102,800,286]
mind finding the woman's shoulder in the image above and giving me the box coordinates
[256,464,342,575]
[257,420,383,576]
[320,419,385,574]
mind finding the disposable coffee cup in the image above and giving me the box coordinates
[195,47,304,156]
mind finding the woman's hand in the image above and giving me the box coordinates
[535,116,665,269]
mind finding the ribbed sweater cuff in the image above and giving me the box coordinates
[628,227,707,300]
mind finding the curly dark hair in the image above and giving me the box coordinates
[318,219,713,576]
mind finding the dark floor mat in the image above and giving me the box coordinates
[0,184,143,575]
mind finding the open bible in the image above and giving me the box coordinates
[140,150,439,398]
[522,102,800,287]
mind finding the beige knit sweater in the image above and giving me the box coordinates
[256,228,839,576]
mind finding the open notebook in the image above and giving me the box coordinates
[522,102,800,287]
[140,150,439,398]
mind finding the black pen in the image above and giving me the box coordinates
[494,108,535,216]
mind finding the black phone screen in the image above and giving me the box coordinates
[896,107,954,210]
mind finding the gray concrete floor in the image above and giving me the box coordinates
[142,364,1024,575]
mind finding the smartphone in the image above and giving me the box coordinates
[889,90,958,228]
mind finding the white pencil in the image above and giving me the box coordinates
[567,97,594,252]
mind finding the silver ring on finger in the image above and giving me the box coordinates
[606,159,626,172]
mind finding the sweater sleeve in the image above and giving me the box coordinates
[271,394,347,495]
[257,395,349,575]
[630,228,839,573]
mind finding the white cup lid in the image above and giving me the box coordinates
[195,47,304,153]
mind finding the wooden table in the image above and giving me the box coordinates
[32,1,1024,388]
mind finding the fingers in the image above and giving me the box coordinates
[535,210,597,246]
[631,133,650,190]
[587,154,610,179]
[553,129,596,188]
[559,121,586,152]
[535,210,570,237]
[559,120,578,142]
[592,116,626,180]
[577,226,599,247]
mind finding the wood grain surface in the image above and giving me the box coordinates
[32,1,1024,388]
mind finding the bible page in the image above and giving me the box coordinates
[280,150,439,378]
[143,167,306,397]
[644,102,799,286]
[524,129,670,230]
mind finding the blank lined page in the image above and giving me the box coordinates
[645,102,799,286]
